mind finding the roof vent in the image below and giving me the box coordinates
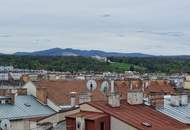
[141,122,152,127]
[24,103,31,107]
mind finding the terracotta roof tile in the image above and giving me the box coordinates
[34,80,107,105]
[145,80,175,95]
[33,80,175,105]
[88,100,189,130]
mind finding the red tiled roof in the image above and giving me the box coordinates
[145,80,175,95]
[33,80,175,105]
[87,100,189,130]
[34,80,107,105]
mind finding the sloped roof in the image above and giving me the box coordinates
[34,80,107,105]
[33,80,175,105]
[0,95,55,120]
[145,80,175,95]
[87,100,189,130]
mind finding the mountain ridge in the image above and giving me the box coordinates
[13,48,153,57]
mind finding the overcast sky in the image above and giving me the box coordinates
[0,0,190,55]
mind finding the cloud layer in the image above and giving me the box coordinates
[0,0,190,55]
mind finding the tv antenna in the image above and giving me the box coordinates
[86,80,97,92]
[100,81,110,94]
[0,119,10,130]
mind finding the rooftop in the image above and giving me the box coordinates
[87,100,189,130]
[0,95,55,120]
[33,80,174,105]
[158,96,190,124]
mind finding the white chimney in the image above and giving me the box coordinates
[111,80,115,93]
[108,93,120,107]
[70,92,77,107]
[79,92,92,104]
[130,81,133,90]
[108,80,121,107]
[127,90,143,105]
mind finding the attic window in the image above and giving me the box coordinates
[141,122,152,127]
[24,103,31,107]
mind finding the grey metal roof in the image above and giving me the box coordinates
[157,97,190,124]
[0,95,55,120]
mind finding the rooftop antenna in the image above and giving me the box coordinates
[86,80,97,92]
[1,119,10,130]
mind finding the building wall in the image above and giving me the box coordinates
[186,76,190,81]
[29,121,37,130]
[80,104,103,113]
[184,81,190,90]
[10,120,30,130]
[37,87,47,104]
[38,109,80,125]
[110,117,137,130]
[66,115,110,130]
[23,81,37,97]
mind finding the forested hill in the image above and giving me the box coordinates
[0,55,190,73]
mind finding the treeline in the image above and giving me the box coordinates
[0,55,112,72]
[0,55,190,73]
[109,56,190,73]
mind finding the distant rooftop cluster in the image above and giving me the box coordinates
[1,67,190,130]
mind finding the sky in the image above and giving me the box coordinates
[0,0,190,55]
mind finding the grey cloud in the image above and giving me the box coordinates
[0,0,190,55]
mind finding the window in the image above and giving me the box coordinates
[100,122,105,130]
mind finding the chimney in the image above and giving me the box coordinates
[170,93,188,107]
[111,80,115,93]
[70,92,77,107]
[79,92,91,104]
[9,93,16,105]
[142,80,145,92]
[127,90,143,105]
[148,93,164,109]
[37,87,48,104]
[108,80,120,107]
[130,81,133,90]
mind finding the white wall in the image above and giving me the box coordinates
[23,81,37,97]
[80,104,103,113]
[10,120,30,130]
[111,117,137,130]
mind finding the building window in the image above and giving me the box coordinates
[100,122,105,130]
[77,122,81,129]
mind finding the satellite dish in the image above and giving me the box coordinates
[86,80,97,92]
[1,119,10,130]
[100,81,109,94]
